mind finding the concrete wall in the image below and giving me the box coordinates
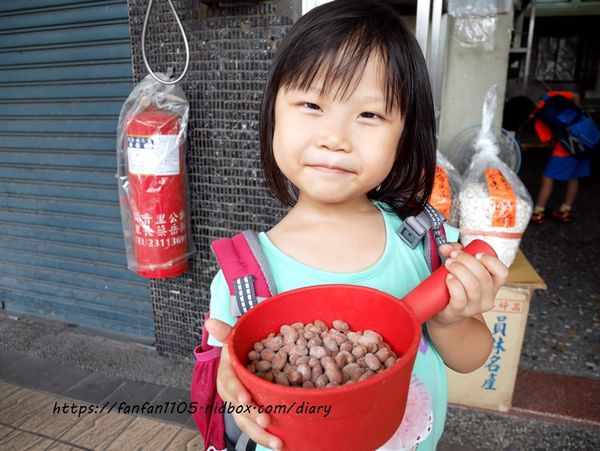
[438,11,514,153]
[126,0,297,356]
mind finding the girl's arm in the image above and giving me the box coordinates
[205,319,283,451]
[206,272,282,450]
[426,244,509,373]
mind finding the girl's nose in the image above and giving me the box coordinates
[315,117,351,152]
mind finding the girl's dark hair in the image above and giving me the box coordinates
[259,0,436,218]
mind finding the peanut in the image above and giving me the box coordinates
[375,347,391,362]
[322,357,343,385]
[309,345,327,359]
[283,328,299,345]
[351,345,367,359]
[315,374,329,388]
[297,364,311,383]
[303,329,316,340]
[308,357,320,368]
[335,350,354,368]
[308,324,322,335]
[260,371,274,382]
[271,350,287,371]
[329,331,346,346]
[332,319,349,332]
[314,320,328,332]
[260,348,275,361]
[322,336,339,354]
[307,336,322,348]
[384,357,396,369]
[311,365,323,380]
[358,334,379,347]
[280,325,294,335]
[364,329,382,341]
[295,355,310,366]
[341,363,361,382]
[255,360,271,372]
[340,342,353,352]
[364,353,382,371]
[346,331,362,343]
[286,368,302,385]
[358,369,375,381]
[290,344,309,357]
[265,336,283,352]
[274,371,290,386]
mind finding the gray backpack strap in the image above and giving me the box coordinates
[397,203,448,272]
[230,230,277,317]
[242,230,278,297]
[423,203,448,248]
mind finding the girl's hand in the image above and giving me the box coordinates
[432,242,509,326]
[204,318,283,451]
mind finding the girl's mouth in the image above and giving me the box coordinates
[308,165,354,174]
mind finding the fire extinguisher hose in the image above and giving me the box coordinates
[141,0,190,85]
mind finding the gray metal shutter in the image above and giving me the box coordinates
[0,0,154,341]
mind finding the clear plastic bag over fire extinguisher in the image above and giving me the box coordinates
[116,74,195,278]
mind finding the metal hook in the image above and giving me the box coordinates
[141,0,190,85]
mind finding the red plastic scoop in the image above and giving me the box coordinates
[229,239,496,451]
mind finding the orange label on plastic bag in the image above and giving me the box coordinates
[485,168,516,228]
[430,166,452,218]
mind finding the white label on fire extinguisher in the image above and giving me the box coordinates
[127,135,179,176]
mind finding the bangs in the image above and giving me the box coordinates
[279,29,404,115]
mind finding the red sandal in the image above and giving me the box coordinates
[530,210,546,224]
[552,209,572,224]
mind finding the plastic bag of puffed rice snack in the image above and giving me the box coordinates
[429,152,462,227]
[458,88,533,267]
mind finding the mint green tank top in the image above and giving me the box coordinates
[207,201,459,450]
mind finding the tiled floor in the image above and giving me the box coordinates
[0,380,204,450]
[0,348,204,450]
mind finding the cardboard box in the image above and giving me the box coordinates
[446,250,546,412]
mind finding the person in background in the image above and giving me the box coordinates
[529,91,592,224]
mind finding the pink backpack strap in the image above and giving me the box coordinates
[194,310,222,361]
[211,230,276,316]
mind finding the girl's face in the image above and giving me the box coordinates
[272,53,405,207]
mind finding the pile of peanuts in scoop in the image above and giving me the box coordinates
[246,320,399,388]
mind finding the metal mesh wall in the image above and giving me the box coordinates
[126,0,294,356]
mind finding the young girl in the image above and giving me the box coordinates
[205,1,508,450]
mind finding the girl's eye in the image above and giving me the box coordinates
[303,102,321,111]
[359,112,381,120]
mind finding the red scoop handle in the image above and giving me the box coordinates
[402,239,498,324]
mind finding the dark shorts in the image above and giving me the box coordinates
[543,155,591,181]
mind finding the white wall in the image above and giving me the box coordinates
[438,11,514,152]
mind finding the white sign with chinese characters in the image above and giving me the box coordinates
[446,287,531,412]
[133,209,187,249]
[128,135,179,176]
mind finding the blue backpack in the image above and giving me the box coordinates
[536,94,600,156]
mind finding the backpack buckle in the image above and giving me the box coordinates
[398,215,427,249]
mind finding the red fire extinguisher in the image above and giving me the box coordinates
[126,107,189,278]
